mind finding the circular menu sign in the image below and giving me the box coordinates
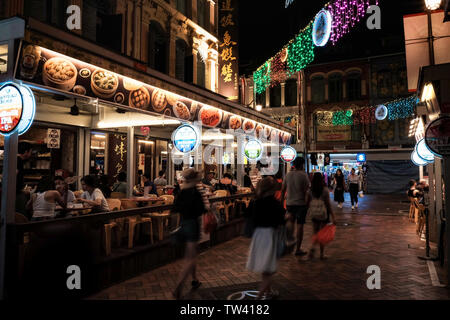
[280,146,297,163]
[415,138,436,162]
[411,150,428,167]
[425,116,450,157]
[17,84,36,136]
[0,83,23,135]
[172,124,199,153]
[244,139,263,161]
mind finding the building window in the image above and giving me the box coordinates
[24,0,67,29]
[256,91,265,106]
[311,75,325,104]
[328,73,343,103]
[346,71,361,101]
[197,55,205,87]
[177,0,187,16]
[197,0,205,28]
[270,85,281,108]
[377,70,392,98]
[285,79,297,106]
[148,21,168,74]
[176,39,189,82]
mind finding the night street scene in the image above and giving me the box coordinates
[1,0,450,311]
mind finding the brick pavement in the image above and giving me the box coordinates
[89,194,450,300]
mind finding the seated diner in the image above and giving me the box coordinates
[77,175,110,213]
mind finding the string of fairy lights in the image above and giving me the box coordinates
[315,95,421,127]
[253,0,379,94]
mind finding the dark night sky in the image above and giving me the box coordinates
[238,0,428,75]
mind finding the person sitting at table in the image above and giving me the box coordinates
[201,171,216,191]
[55,176,76,206]
[78,175,110,213]
[154,170,167,187]
[244,167,255,192]
[26,176,68,220]
[142,173,158,196]
[98,174,112,199]
[215,173,238,195]
[112,171,128,194]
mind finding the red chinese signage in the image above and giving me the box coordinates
[218,0,239,101]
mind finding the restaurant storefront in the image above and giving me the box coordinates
[0,17,295,298]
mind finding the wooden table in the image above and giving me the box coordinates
[122,197,165,205]
[55,205,92,216]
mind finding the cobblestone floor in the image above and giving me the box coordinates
[89,194,450,300]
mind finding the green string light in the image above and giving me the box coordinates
[253,61,271,95]
[287,24,315,74]
[332,111,353,126]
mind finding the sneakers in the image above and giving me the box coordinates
[339,203,343,208]
[351,205,355,210]
[355,203,358,208]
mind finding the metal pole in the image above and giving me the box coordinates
[427,10,435,66]
[0,131,19,299]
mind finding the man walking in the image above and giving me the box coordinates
[280,157,310,256]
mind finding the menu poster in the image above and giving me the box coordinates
[108,133,127,178]
[15,42,290,144]
[218,0,240,101]
[47,128,60,149]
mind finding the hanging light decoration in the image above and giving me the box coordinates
[328,0,379,45]
[287,23,315,74]
[332,110,353,126]
[270,50,288,87]
[253,61,271,95]
[375,105,388,121]
[386,96,419,121]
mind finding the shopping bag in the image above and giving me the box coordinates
[203,212,218,234]
[358,191,364,198]
[312,224,336,246]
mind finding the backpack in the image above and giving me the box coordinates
[308,198,327,221]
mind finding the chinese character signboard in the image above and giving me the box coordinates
[108,133,127,178]
[219,0,239,101]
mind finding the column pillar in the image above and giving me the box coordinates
[281,82,286,107]
[265,86,270,107]
[192,48,198,85]
[169,25,177,78]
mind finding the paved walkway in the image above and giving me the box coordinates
[89,194,450,300]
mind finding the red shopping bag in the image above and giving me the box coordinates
[312,224,336,245]
[203,212,218,234]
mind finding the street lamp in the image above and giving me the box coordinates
[424,0,441,65]
[425,0,441,10]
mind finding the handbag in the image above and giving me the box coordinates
[276,226,287,258]
[312,224,336,245]
[203,212,218,234]
[308,198,328,221]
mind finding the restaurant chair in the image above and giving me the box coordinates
[416,202,426,238]
[148,194,174,241]
[120,199,154,248]
[213,190,231,223]
[110,192,126,199]
[104,199,123,256]
[408,197,416,223]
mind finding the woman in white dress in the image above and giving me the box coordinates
[246,177,285,300]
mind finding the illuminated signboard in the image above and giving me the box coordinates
[172,124,200,153]
[356,153,366,163]
[0,82,36,136]
[312,9,332,47]
[15,42,291,144]
[425,116,450,157]
[411,150,429,167]
[244,139,263,161]
[280,146,297,163]
[415,138,436,163]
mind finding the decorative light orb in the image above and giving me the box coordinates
[375,105,388,121]
[255,105,262,111]
[425,0,441,10]
[346,109,353,117]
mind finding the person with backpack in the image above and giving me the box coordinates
[307,172,336,260]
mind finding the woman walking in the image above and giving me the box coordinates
[347,168,360,210]
[172,168,209,299]
[246,177,285,300]
[307,172,337,260]
[333,169,345,208]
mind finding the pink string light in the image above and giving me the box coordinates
[328,0,379,45]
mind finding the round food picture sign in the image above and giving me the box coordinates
[172,124,199,153]
[244,139,263,161]
[425,116,450,157]
[415,138,436,163]
[0,83,23,135]
[280,146,297,163]
[411,150,428,167]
